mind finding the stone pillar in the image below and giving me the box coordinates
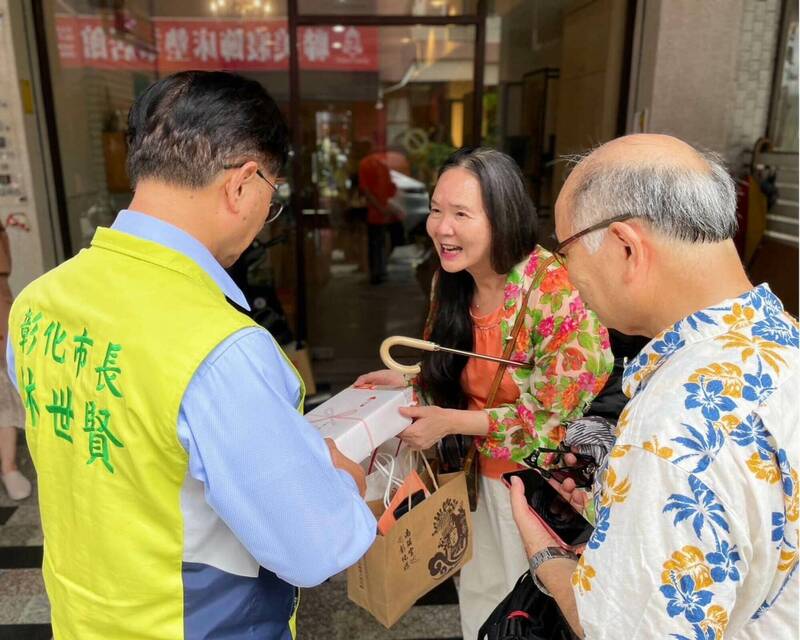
[629,0,781,171]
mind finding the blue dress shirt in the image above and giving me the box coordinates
[8,210,376,588]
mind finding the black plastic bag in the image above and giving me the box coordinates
[477,571,578,640]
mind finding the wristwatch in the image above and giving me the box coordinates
[528,547,579,597]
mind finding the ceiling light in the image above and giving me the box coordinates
[333,25,346,33]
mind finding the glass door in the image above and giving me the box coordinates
[296,21,477,387]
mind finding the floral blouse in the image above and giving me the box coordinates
[573,284,799,639]
[415,246,613,463]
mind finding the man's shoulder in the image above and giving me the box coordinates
[201,327,299,384]
[190,326,303,410]
[617,320,797,474]
[9,258,80,318]
[644,317,797,395]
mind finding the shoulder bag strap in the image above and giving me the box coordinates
[462,255,555,470]
[485,255,555,408]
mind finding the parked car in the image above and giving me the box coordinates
[389,169,430,241]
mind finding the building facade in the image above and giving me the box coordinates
[2,0,797,344]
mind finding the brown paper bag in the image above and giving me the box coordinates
[346,471,473,628]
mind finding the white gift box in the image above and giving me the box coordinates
[306,386,415,463]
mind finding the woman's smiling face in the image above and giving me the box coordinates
[427,167,493,275]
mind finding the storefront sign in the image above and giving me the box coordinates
[55,15,378,72]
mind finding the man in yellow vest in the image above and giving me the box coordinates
[7,71,376,639]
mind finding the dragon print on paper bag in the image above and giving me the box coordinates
[428,498,469,578]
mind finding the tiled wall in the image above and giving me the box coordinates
[633,0,783,174]
[727,0,782,169]
[646,0,744,155]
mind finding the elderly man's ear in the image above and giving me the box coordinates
[608,220,648,284]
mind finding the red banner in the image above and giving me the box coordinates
[55,15,378,72]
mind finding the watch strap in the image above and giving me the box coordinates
[528,546,579,597]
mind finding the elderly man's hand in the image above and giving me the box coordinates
[325,438,367,497]
[547,451,592,515]
[509,475,559,558]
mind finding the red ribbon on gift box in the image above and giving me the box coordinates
[308,406,377,454]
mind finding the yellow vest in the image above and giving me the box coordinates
[9,228,261,639]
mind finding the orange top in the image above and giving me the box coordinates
[461,304,524,479]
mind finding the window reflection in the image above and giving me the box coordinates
[297,0,477,16]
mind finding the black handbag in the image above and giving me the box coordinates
[477,570,579,640]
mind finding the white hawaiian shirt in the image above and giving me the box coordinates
[572,284,799,639]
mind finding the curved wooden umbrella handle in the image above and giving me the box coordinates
[379,336,436,377]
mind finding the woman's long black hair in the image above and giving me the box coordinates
[419,147,538,409]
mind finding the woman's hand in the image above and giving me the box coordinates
[354,369,406,389]
[397,405,454,450]
[397,406,491,449]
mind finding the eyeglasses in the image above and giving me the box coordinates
[524,446,597,489]
[552,213,636,266]
[223,163,285,224]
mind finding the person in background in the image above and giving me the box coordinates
[0,220,31,501]
[358,145,408,284]
[357,147,613,639]
[8,71,375,640]
[511,133,798,638]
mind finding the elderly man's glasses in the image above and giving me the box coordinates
[223,163,284,224]
[553,213,636,266]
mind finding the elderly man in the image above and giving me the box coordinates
[510,134,798,638]
[8,71,375,639]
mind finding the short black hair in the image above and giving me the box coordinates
[126,71,289,189]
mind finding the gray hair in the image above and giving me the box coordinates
[566,149,738,252]
[126,71,288,189]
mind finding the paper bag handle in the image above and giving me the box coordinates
[415,450,439,493]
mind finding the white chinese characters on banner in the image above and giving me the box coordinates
[272,27,290,63]
[246,27,271,62]
[164,27,190,61]
[57,15,378,72]
[109,39,136,62]
[80,25,108,61]
[342,27,363,58]
[220,28,245,62]
[193,28,218,63]
[303,28,330,63]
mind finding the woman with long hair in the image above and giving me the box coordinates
[356,147,613,638]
